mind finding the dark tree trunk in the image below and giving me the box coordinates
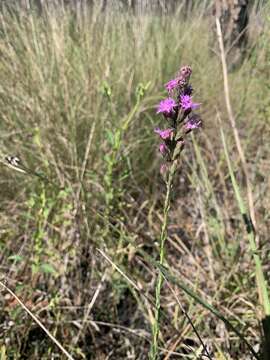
[214,0,249,67]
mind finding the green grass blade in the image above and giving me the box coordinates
[220,128,270,317]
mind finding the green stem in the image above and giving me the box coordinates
[249,232,270,316]
[150,162,175,360]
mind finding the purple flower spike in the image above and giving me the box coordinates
[159,143,168,155]
[165,79,178,92]
[180,95,200,111]
[154,65,202,170]
[185,114,202,131]
[157,98,176,116]
[154,128,174,140]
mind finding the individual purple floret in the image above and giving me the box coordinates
[184,114,202,131]
[154,128,173,140]
[180,95,200,111]
[159,143,168,155]
[160,163,169,176]
[156,98,176,116]
[165,79,178,92]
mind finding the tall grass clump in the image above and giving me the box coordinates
[0,2,269,359]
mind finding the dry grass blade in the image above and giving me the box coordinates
[215,17,270,317]
[0,281,75,360]
[215,17,257,239]
[164,279,212,360]
[152,261,260,360]
[97,249,141,292]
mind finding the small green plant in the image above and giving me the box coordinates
[101,81,150,245]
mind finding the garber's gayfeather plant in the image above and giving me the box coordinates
[150,66,202,359]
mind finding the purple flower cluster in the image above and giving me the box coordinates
[155,65,202,168]
[156,98,176,117]
[180,95,200,111]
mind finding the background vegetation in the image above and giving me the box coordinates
[0,1,269,359]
